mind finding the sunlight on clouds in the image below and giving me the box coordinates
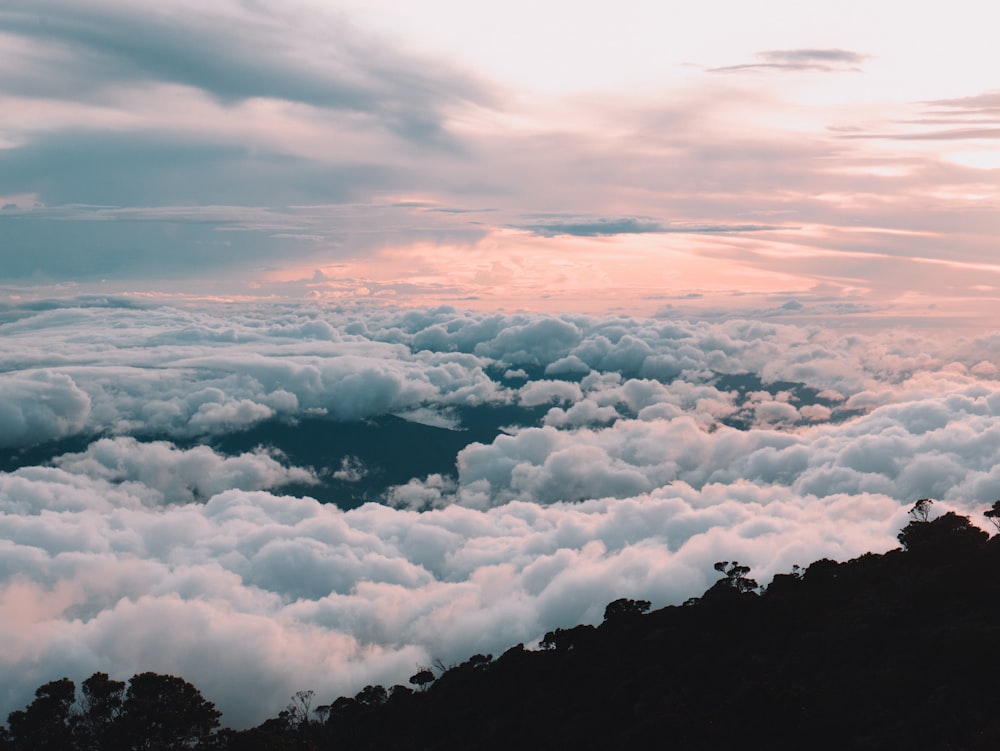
[263,229,815,315]
[941,149,1000,171]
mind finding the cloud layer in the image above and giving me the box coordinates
[2,299,999,726]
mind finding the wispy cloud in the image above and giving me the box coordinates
[516,216,781,237]
[0,0,486,144]
[0,6,996,319]
[709,48,869,73]
[845,127,1000,141]
[923,90,1000,119]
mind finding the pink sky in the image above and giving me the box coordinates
[0,0,998,327]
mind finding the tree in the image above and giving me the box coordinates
[408,669,435,691]
[283,690,314,728]
[897,511,989,555]
[354,685,387,708]
[117,672,221,750]
[75,672,125,750]
[984,500,1000,533]
[460,654,493,671]
[713,561,759,593]
[5,678,76,751]
[909,498,934,522]
[603,598,651,622]
[539,624,595,651]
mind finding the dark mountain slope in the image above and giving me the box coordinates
[239,509,1000,751]
[6,507,1000,750]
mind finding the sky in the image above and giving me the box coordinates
[1,0,998,324]
[1,0,1000,731]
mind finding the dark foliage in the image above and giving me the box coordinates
[602,597,651,622]
[4,678,75,751]
[897,510,989,555]
[271,508,1000,751]
[982,500,1000,532]
[1,672,220,751]
[8,505,1000,750]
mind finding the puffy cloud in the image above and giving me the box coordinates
[1,297,1000,730]
[50,437,317,505]
[518,380,583,407]
[472,317,582,366]
[0,371,91,447]
[431,383,1000,510]
[0,480,910,728]
[0,303,512,445]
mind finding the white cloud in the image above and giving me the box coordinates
[518,380,583,407]
[1,298,1000,729]
[0,371,91,447]
[0,481,911,727]
[50,437,317,505]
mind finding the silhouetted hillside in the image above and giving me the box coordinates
[7,502,1000,750]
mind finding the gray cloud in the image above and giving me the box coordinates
[517,216,779,237]
[0,132,387,207]
[0,1,484,144]
[922,90,1000,119]
[709,48,869,73]
[843,88,1000,142]
[0,4,991,298]
[841,128,1000,141]
[0,2,501,281]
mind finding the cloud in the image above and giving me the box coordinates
[841,128,1000,141]
[0,371,91,448]
[1,298,999,729]
[836,87,1000,145]
[0,0,484,143]
[0,302,515,445]
[51,437,317,504]
[0,133,382,209]
[398,376,1000,510]
[709,48,869,73]
[3,299,992,450]
[0,479,911,728]
[921,90,1000,120]
[517,216,779,237]
[0,3,994,310]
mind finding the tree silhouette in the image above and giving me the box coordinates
[603,598,651,622]
[463,653,493,669]
[75,672,125,750]
[117,672,221,750]
[984,500,1000,533]
[909,498,934,522]
[13,507,1000,750]
[408,669,435,691]
[540,624,595,651]
[354,685,387,708]
[713,561,758,592]
[4,678,76,751]
[897,511,989,555]
[283,690,314,728]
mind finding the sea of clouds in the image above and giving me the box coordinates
[2,298,1000,726]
